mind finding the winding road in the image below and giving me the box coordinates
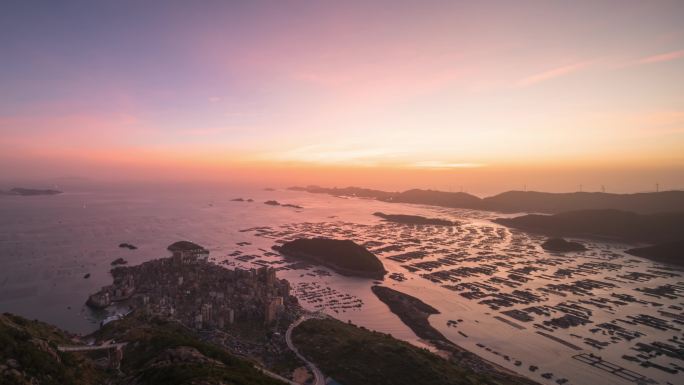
[57,342,127,352]
[285,314,326,385]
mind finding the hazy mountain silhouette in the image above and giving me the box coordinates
[290,186,684,214]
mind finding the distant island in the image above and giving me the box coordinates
[264,200,303,208]
[290,185,684,214]
[273,238,386,279]
[373,212,456,226]
[540,238,587,252]
[494,209,684,244]
[0,187,62,196]
[625,240,684,267]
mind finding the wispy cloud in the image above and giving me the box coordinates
[411,161,484,169]
[636,49,684,64]
[517,61,591,87]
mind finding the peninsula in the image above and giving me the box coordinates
[273,238,386,279]
[371,285,448,343]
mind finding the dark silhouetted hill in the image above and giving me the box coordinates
[482,190,684,214]
[495,210,684,244]
[274,238,386,279]
[625,240,684,267]
[290,186,684,214]
[540,238,587,252]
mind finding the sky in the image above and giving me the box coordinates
[1,1,683,193]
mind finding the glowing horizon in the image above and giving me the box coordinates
[1,1,683,192]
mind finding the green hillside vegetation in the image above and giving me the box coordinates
[1,312,286,385]
[292,318,536,385]
[0,313,105,385]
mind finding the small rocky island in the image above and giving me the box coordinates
[373,212,456,226]
[1,187,62,196]
[264,200,303,208]
[274,238,386,279]
[118,242,137,250]
[541,238,587,252]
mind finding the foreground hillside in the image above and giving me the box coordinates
[0,313,104,385]
[0,312,286,385]
[292,318,538,385]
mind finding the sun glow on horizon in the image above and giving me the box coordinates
[0,1,683,192]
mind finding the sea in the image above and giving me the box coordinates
[0,184,681,385]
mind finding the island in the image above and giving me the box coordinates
[0,187,62,196]
[264,200,302,208]
[273,238,386,279]
[494,209,684,244]
[540,238,587,252]
[625,240,684,267]
[373,212,456,226]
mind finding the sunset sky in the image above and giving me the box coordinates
[1,1,683,193]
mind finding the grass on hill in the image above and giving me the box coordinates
[292,318,534,385]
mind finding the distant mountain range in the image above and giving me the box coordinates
[289,186,684,214]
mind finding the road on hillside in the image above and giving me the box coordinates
[285,315,326,385]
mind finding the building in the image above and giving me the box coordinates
[167,240,210,264]
[264,296,284,324]
[201,303,213,327]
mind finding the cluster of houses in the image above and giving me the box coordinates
[87,241,293,329]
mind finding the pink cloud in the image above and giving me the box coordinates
[637,49,684,64]
[517,61,591,87]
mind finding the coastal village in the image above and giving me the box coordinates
[87,240,296,330]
